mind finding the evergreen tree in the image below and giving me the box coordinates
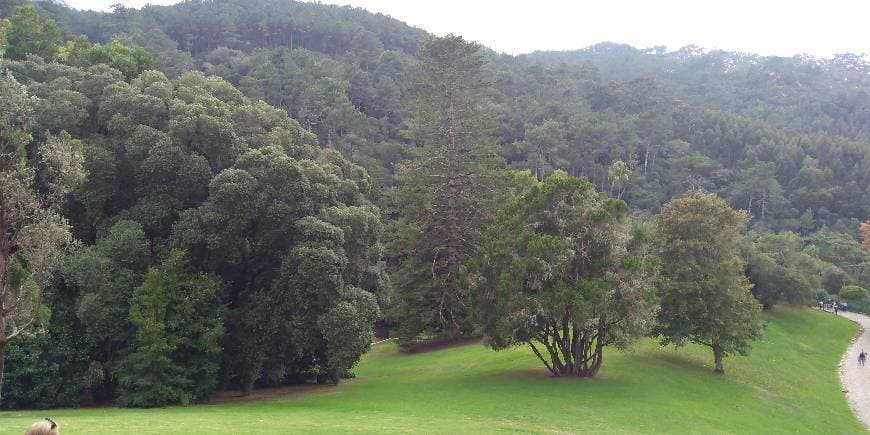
[393,35,507,347]
[116,250,224,407]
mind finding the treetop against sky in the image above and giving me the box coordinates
[65,0,870,57]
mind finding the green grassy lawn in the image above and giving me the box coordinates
[0,308,862,434]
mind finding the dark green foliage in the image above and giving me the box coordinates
[174,144,385,391]
[116,250,224,407]
[1,326,89,410]
[7,0,870,408]
[392,35,508,347]
[823,266,852,295]
[1,38,387,406]
[742,231,820,309]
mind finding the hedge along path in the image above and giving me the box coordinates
[838,310,870,428]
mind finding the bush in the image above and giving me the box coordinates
[2,326,89,409]
[839,285,868,301]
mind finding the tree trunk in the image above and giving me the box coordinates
[643,145,649,174]
[712,342,725,374]
[442,90,460,333]
[0,337,6,405]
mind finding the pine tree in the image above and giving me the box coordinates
[392,35,507,347]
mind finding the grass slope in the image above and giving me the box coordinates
[0,308,862,434]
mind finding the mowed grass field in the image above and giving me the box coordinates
[0,308,863,434]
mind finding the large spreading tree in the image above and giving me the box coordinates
[468,172,658,377]
[392,34,507,347]
[653,190,762,374]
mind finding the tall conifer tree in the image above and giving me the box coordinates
[393,35,506,347]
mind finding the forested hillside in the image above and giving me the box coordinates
[3,0,870,410]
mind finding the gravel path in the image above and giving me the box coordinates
[837,310,870,428]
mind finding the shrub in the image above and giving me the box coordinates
[839,285,868,301]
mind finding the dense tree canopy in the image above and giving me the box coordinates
[469,172,658,377]
[654,191,762,374]
[4,0,870,408]
[0,70,86,403]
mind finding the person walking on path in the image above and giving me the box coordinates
[860,351,866,367]
[838,311,870,427]
[835,303,840,315]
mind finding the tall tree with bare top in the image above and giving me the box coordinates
[392,35,507,348]
[0,70,86,403]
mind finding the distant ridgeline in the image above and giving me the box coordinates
[3,0,870,409]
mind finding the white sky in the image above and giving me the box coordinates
[64,0,870,57]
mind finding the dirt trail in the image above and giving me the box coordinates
[837,310,870,428]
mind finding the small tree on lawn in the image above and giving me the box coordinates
[653,190,762,374]
[468,172,658,377]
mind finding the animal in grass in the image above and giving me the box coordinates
[24,418,58,435]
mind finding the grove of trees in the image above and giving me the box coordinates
[2,0,869,408]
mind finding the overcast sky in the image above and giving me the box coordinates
[64,0,870,57]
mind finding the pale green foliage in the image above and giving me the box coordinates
[839,285,868,301]
[60,38,155,80]
[0,69,34,160]
[39,131,87,208]
[607,160,631,198]
[3,5,61,61]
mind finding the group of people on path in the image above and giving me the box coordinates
[819,300,841,315]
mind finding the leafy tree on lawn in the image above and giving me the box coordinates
[393,34,507,347]
[468,172,658,377]
[653,190,762,374]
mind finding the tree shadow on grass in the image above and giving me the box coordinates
[207,380,353,405]
[645,350,716,375]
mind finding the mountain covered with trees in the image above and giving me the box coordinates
[3,0,870,409]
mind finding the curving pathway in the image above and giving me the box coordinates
[838,310,870,428]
